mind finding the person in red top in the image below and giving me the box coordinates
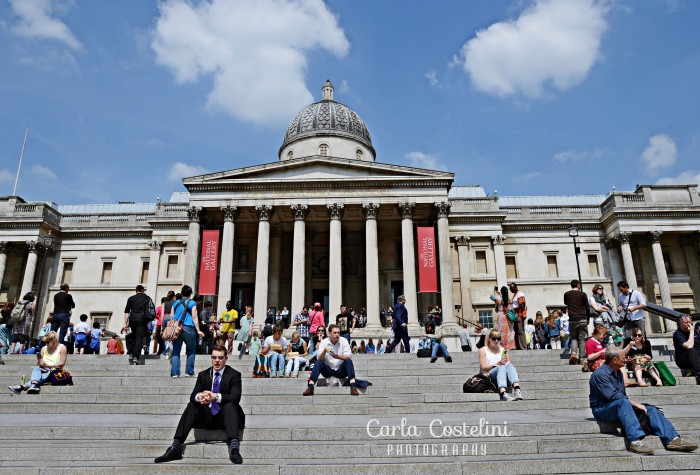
[587,325,634,384]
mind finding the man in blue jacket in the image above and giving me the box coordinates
[386,295,410,353]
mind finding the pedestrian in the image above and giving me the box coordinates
[51,283,75,346]
[169,285,205,378]
[564,279,592,365]
[386,295,410,354]
[616,281,647,339]
[123,285,154,365]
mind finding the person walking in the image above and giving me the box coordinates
[169,285,205,378]
[51,283,75,346]
[386,295,410,354]
[122,285,154,365]
[564,279,591,365]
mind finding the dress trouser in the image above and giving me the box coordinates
[128,321,147,359]
[514,320,527,350]
[386,326,410,353]
[174,402,240,443]
[676,349,700,377]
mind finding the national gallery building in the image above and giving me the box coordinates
[1,81,699,342]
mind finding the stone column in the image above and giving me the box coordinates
[183,206,202,291]
[650,231,676,331]
[147,240,162,299]
[217,205,239,315]
[291,204,309,317]
[604,237,624,295]
[20,241,38,297]
[681,233,700,313]
[327,203,344,316]
[617,232,638,290]
[436,202,458,333]
[254,205,273,327]
[0,242,7,292]
[268,229,283,310]
[456,237,472,323]
[398,203,419,332]
[363,203,381,332]
[492,235,507,288]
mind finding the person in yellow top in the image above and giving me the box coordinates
[219,301,238,353]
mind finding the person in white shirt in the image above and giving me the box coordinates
[261,326,287,378]
[559,312,570,349]
[74,314,91,355]
[303,324,358,396]
[459,323,472,352]
[616,281,647,339]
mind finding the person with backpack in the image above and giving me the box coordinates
[10,292,35,354]
[122,285,155,365]
[169,285,205,378]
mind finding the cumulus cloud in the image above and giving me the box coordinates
[554,148,604,163]
[522,172,544,181]
[425,70,439,87]
[454,0,608,98]
[152,0,349,126]
[656,170,700,186]
[641,133,677,175]
[404,152,447,171]
[9,0,83,51]
[31,164,57,180]
[168,162,209,182]
[338,79,350,94]
[0,169,15,183]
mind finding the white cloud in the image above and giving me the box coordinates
[455,0,608,98]
[168,162,209,182]
[9,0,83,51]
[641,133,677,175]
[404,152,447,171]
[656,170,700,186]
[522,172,544,181]
[152,0,349,126]
[145,138,165,148]
[0,169,15,183]
[554,148,604,163]
[425,70,439,87]
[30,164,57,180]
[338,80,350,94]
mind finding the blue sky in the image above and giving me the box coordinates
[1,0,698,205]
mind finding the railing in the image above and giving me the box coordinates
[14,204,38,213]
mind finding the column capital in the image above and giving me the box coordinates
[491,234,506,246]
[617,231,632,243]
[148,240,162,251]
[456,236,471,247]
[0,242,7,254]
[221,205,240,223]
[291,204,309,221]
[398,203,415,219]
[604,236,619,249]
[187,206,202,223]
[434,201,451,218]
[26,240,38,253]
[649,230,663,243]
[362,203,380,220]
[327,203,344,220]
[256,205,274,221]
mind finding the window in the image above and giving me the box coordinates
[90,312,111,331]
[61,262,74,284]
[141,261,150,284]
[475,251,488,274]
[237,245,250,270]
[546,255,558,278]
[478,309,494,329]
[166,255,179,279]
[356,149,363,160]
[505,255,518,279]
[319,143,328,156]
[101,261,113,284]
[287,150,293,160]
[662,252,674,275]
[588,254,600,276]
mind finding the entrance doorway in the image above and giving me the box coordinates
[312,289,329,325]
[231,283,254,314]
[390,280,404,306]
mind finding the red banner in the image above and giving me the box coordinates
[417,227,438,293]
[198,230,220,295]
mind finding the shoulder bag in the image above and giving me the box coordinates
[162,298,189,342]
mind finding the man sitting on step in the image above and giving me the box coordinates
[673,315,700,385]
[589,346,697,455]
[155,345,245,464]
[303,324,359,396]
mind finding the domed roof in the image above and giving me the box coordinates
[279,81,374,156]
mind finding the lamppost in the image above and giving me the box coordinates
[568,225,583,285]
[30,232,54,342]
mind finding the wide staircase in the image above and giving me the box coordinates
[1,347,699,474]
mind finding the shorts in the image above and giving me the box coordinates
[12,334,28,344]
[75,333,88,348]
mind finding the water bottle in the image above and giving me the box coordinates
[21,375,26,386]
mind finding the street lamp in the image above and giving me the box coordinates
[30,231,54,343]
[568,225,583,285]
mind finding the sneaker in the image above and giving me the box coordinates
[513,388,524,400]
[666,437,699,452]
[26,384,40,394]
[500,392,515,402]
[444,356,452,363]
[184,373,195,378]
[171,375,179,379]
[271,372,278,378]
[132,359,142,366]
[283,373,290,378]
[8,385,23,394]
[128,356,135,365]
[628,440,654,455]
[292,372,298,378]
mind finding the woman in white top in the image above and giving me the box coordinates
[478,328,523,402]
[8,331,67,395]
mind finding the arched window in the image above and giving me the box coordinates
[356,149,364,160]
[287,150,294,160]
[319,144,329,156]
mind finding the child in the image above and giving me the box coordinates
[248,331,261,357]
[74,314,90,355]
[89,321,102,354]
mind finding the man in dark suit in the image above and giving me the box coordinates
[155,345,245,464]
[386,295,410,353]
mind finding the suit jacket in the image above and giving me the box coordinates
[392,303,408,330]
[190,365,245,429]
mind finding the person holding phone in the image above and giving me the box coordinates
[478,328,523,402]
[303,324,358,396]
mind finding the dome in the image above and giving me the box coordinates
[279,81,375,160]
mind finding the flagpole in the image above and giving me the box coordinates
[13,128,29,196]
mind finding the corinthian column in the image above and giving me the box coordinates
[363,203,381,332]
[0,242,8,293]
[617,232,638,290]
[650,231,675,331]
[20,241,38,297]
[217,205,239,315]
[456,237,472,323]
[254,205,273,327]
[290,204,309,317]
[327,203,344,316]
[399,203,419,332]
[492,234,507,288]
[183,206,202,290]
[435,202,457,332]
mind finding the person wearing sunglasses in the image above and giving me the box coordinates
[624,330,662,387]
[478,329,523,401]
[155,345,245,465]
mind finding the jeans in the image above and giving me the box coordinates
[30,366,52,386]
[569,319,588,359]
[488,363,520,390]
[285,356,308,374]
[268,353,285,374]
[431,343,450,358]
[171,325,196,377]
[592,399,678,445]
[309,359,356,383]
[51,313,71,346]
[340,333,351,344]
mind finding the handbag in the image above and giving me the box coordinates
[161,318,182,342]
[49,369,73,386]
[653,361,676,386]
[506,309,519,322]
[463,374,498,393]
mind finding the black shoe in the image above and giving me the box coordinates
[229,447,243,464]
[430,357,437,363]
[444,356,452,363]
[696,376,700,386]
[154,445,183,463]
